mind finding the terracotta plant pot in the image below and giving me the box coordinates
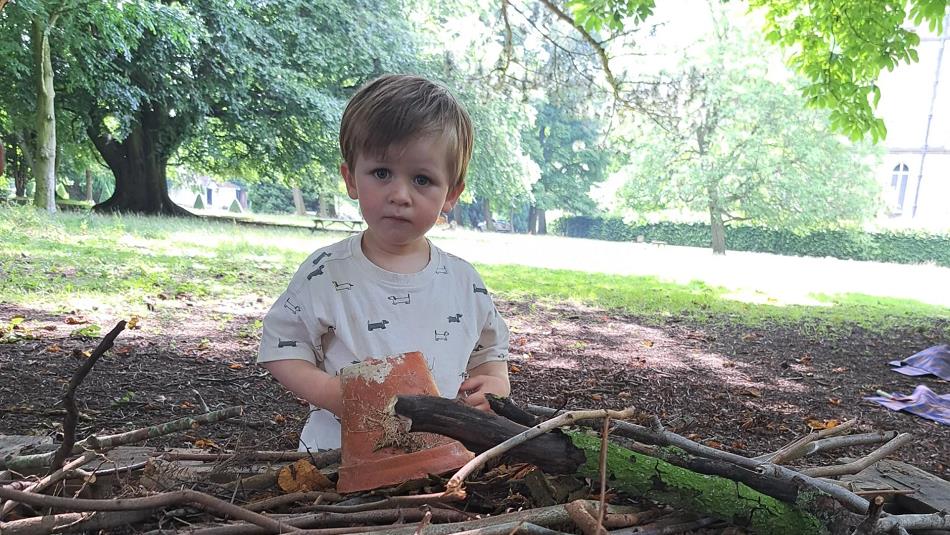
[336,351,474,493]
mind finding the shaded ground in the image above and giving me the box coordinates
[1,296,947,479]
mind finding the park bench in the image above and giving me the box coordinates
[311,217,366,233]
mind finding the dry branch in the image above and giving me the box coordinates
[2,406,244,471]
[244,491,343,512]
[757,419,858,464]
[0,450,100,519]
[801,433,913,477]
[0,510,151,535]
[0,486,296,533]
[778,431,898,463]
[52,321,126,470]
[179,502,590,535]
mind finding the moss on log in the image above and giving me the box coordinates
[570,433,825,535]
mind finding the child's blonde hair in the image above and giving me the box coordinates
[340,74,474,188]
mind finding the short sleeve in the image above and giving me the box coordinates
[258,289,319,365]
[467,305,510,370]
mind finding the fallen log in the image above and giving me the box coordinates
[394,395,826,534]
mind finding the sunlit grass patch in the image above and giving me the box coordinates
[2,206,948,340]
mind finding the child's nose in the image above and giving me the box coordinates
[388,177,412,204]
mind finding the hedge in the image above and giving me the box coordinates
[551,216,950,267]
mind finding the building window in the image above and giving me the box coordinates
[891,163,909,212]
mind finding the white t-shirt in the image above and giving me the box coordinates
[258,233,509,450]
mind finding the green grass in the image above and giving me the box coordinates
[478,264,950,336]
[2,206,948,338]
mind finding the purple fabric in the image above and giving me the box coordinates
[865,385,950,425]
[889,344,950,381]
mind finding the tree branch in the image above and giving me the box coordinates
[0,487,299,533]
[51,321,127,470]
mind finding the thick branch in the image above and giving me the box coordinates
[0,487,298,533]
[52,321,127,470]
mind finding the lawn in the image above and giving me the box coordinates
[3,206,948,340]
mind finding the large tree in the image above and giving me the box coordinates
[52,0,428,215]
[617,28,880,254]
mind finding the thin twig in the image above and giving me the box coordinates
[244,491,343,512]
[801,433,913,477]
[595,417,609,532]
[444,407,636,497]
[0,486,299,533]
[52,321,127,470]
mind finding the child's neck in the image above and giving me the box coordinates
[360,233,430,274]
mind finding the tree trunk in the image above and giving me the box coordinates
[451,203,463,227]
[31,16,57,214]
[481,199,494,231]
[85,168,93,201]
[292,187,306,215]
[538,209,547,235]
[89,110,190,216]
[394,396,828,535]
[0,139,5,178]
[527,206,538,234]
[707,184,726,255]
[6,138,28,197]
[709,207,726,255]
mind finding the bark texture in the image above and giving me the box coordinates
[31,16,57,213]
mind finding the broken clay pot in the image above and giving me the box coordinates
[336,351,474,493]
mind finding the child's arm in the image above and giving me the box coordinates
[261,360,343,416]
[458,360,510,412]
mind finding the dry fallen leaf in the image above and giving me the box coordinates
[805,418,840,430]
[46,344,62,353]
[831,367,849,374]
[194,438,217,449]
[127,315,141,330]
[828,398,842,405]
[590,393,604,401]
[740,388,762,398]
[509,364,521,374]
[228,363,244,370]
[64,317,87,325]
[180,401,195,409]
[642,340,654,348]
[274,414,286,424]
[278,459,333,493]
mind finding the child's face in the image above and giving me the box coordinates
[342,134,464,251]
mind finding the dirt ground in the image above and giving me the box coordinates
[1,296,947,480]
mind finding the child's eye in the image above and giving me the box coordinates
[372,169,390,180]
[413,175,431,186]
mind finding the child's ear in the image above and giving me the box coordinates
[442,180,465,213]
[341,163,359,200]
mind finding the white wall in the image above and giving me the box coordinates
[875,27,950,231]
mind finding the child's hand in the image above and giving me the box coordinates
[457,373,510,412]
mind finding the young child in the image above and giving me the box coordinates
[258,74,511,451]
